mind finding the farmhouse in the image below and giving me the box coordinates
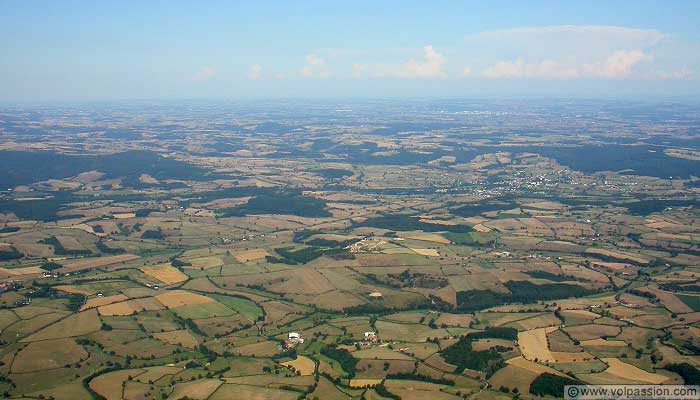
[364,331,378,343]
[285,332,304,349]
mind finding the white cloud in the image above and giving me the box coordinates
[192,67,215,82]
[482,59,579,79]
[482,50,650,80]
[582,50,648,79]
[399,45,447,78]
[471,25,666,80]
[300,54,330,78]
[249,64,262,80]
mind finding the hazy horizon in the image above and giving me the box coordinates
[2,1,700,102]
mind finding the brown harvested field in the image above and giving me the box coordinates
[59,254,140,273]
[291,289,366,311]
[170,379,224,400]
[90,369,144,400]
[112,212,136,219]
[97,301,136,316]
[550,351,595,363]
[259,268,336,295]
[140,263,189,285]
[97,297,165,316]
[0,266,44,276]
[308,376,351,400]
[384,380,459,400]
[523,200,566,210]
[262,301,299,323]
[586,248,649,264]
[30,381,93,400]
[410,248,440,257]
[234,249,271,263]
[209,384,300,400]
[402,232,450,244]
[591,261,638,273]
[618,326,662,349]
[506,356,567,377]
[132,366,181,383]
[189,256,225,269]
[81,294,129,310]
[581,338,628,347]
[562,309,600,320]
[54,285,93,296]
[518,327,554,362]
[489,365,538,395]
[472,338,515,352]
[352,347,415,361]
[646,288,693,314]
[11,338,88,373]
[564,324,622,341]
[232,340,280,357]
[471,222,495,233]
[535,240,585,253]
[218,268,335,295]
[424,354,457,372]
[434,313,474,327]
[155,290,215,308]
[547,330,581,352]
[507,313,561,330]
[349,379,383,388]
[225,373,314,387]
[479,312,544,327]
[21,308,101,342]
[153,329,199,348]
[279,355,316,376]
[54,235,86,251]
[517,326,592,362]
[601,358,670,384]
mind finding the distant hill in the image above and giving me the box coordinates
[0,150,215,190]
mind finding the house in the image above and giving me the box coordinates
[283,332,304,349]
[364,331,378,343]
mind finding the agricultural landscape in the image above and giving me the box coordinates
[0,99,699,399]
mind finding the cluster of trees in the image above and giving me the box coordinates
[529,372,582,397]
[441,327,518,375]
[371,270,449,289]
[221,193,331,218]
[313,168,353,180]
[267,245,353,265]
[0,246,22,261]
[141,229,165,240]
[456,281,595,312]
[660,283,700,293]
[524,270,582,282]
[320,346,358,377]
[666,363,700,384]
[386,373,454,386]
[360,214,473,233]
[41,236,92,256]
[96,240,125,254]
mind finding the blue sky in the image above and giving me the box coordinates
[1,0,699,101]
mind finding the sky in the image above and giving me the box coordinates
[1,0,700,101]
